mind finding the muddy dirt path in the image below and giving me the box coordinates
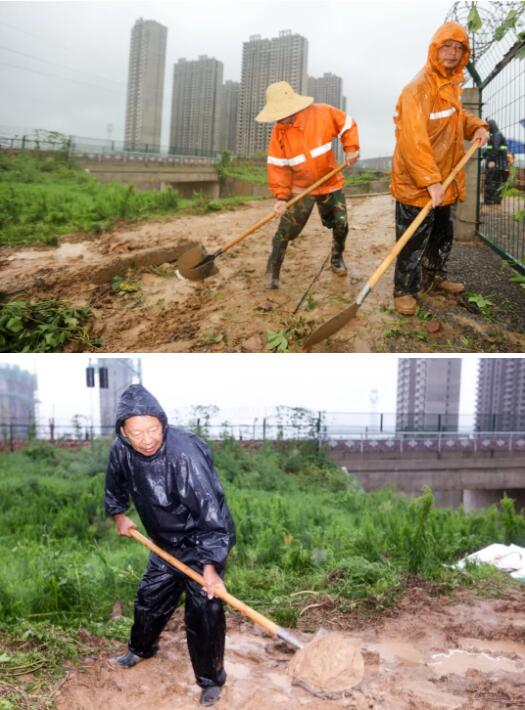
[56,586,525,709]
[2,198,524,352]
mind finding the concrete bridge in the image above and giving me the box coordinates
[327,435,525,512]
[77,156,221,198]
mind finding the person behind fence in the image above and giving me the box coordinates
[390,21,489,316]
[255,81,360,289]
[483,119,511,205]
[105,384,236,707]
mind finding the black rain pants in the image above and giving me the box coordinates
[393,201,453,296]
[128,552,226,689]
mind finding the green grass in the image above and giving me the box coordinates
[0,437,523,707]
[0,153,262,248]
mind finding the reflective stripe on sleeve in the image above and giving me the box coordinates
[288,154,306,166]
[338,114,353,136]
[268,154,306,167]
[310,142,332,158]
[429,107,456,120]
[267,156,290,166]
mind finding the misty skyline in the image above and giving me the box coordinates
[1,1,454,158]
[0,354,480,429]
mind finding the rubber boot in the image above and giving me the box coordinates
[200,686,221,706]
[331,235,347,276]
[116,651,144,668]
[265,240,288,289]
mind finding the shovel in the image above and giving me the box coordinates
[177,162,348,281]
[129,528,365,697]
[302,139,482,350]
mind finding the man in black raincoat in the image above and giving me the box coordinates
[105,384,236,707]
[484,120,511,205]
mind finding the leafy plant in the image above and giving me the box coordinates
[467,292,495,319]
[0,299,97,352]
[266,329,289,352]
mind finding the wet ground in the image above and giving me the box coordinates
[55,585,525,709]
[1,196,524,352]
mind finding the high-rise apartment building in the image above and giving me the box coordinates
[124,18,167,152]
[98,358,142,435]
[307,72,346,160]
[237,30,308,158]
[169,55,223,156]
[396,358,462,431]
[0,364,37,437]
[217,80,240,153]
[475,358,525,431]
[307,72,344,109]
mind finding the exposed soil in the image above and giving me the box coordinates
[55,585,525,709]
[1,196,524,353]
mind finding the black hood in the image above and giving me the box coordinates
[115,384,168,436]
[488,119,499,133]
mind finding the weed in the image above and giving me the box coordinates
[466,292,495,319]
[202,331,224,345]
[0,298,98,352]
[111,271,144,308]
[266,329,289,352]
[304,294,317,311]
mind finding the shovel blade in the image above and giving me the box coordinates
[177,244,219,281]
[303,302,359,350]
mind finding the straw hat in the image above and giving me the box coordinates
[255,81,313,123]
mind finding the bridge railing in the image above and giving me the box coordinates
[328,431,525,454]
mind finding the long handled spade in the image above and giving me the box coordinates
[129,528,365,697]
[302,140,482,350]
[177,162,348,282]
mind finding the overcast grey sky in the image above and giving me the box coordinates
[0,354,480,428]
[0,0,453,158]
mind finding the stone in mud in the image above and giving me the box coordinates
[288,631,364,696]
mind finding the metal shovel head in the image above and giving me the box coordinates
[303,302,359,350]
[177,243,219,281]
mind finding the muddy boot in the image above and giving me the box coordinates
[394,294,417,316]
[331,235,347,276]
[265,240,288,289]
[116,651,144,668]
[200,686,221,706]
[436,280,465,295]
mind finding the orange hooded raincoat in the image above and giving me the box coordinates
[390,22,488,207]
[267,103,360,201]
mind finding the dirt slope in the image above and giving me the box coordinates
[56,586,525,710]
[2,197,524,352]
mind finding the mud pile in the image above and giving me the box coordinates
[56,586,525,709]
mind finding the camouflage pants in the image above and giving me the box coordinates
[273,189,349,253]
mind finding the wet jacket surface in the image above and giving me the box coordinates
[391,22,488,207]
[484,120,510,170]
[105,384,236,568]
[267,103,360,200]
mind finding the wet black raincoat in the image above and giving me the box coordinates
[105,385,235,689]
[105,384,236,567]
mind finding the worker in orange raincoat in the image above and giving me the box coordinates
[390,22,489,316]
[256,81,360,289]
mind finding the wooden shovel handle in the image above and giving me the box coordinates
[368,140,481,290]
[217,162,348,256]
[128,528,279,637]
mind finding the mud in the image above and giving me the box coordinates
[1,197,524,352]
[55,586,525,709]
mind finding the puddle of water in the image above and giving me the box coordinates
[365,640,423,664]
[429,648,519,677]
[460,636,525,657]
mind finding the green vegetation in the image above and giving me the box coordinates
[1,438,523,706]
[0,298,99,352]
[0,152,261,248]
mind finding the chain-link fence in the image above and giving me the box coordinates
[448,3,525,273]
